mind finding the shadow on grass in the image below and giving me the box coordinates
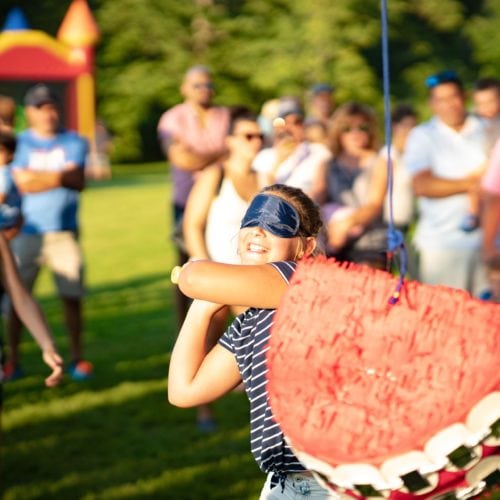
[6,273,176,399]
[3,272,263,499]
[4,388,262,499]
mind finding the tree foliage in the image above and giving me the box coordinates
[0,0,497,161]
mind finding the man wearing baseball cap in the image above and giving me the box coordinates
[4,83,92,381]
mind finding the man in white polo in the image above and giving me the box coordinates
[403,70,488,295]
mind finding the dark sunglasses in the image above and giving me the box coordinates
[341,123,371,133]
[235,133,265,141]
[192,82,215,90]
[425,70,460,89]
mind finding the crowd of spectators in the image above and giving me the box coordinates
[159,67,499,308]
[0,68,498,400]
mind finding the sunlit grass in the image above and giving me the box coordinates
[2,164,262,499]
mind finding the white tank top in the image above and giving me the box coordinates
[205,177,249,264]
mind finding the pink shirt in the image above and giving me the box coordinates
[482,138,500,195]
[157,102,229,206]
[158,102,229,154]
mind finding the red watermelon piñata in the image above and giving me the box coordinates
[267,257,499,498]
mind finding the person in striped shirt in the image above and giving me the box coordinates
[168,184,335,498]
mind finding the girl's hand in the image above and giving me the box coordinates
[171,258,206,284]
[41,347,64,387]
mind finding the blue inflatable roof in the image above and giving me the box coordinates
[3,7,30,31]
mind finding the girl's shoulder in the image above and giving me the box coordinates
[269,261,297,283]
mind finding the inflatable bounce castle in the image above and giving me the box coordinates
[0,0,109,177]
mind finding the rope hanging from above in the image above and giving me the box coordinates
[380,0,407,304]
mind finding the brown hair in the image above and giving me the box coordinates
[328,101,379,156]
[0,95,16,128]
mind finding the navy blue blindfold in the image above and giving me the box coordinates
[240,193,301,238]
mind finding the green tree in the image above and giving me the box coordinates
[1,0,497,161]
[466,0,500,75]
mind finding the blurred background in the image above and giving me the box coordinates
[1,2,499,498]
[1,0,499,163]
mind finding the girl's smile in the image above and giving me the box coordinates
[238,227,300,265]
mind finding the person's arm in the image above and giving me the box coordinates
[327,155,386,249]
[411,168,482,198]
[309,158,329,205]
[168,299,241,407]
[167,141,226,172]
[0,233,63,387]
[183,165,223,259]
[12,163,85,193]
[403,125,483,198]
[158,108,227,172]
[178,260,291,309]
[350,155,388,225]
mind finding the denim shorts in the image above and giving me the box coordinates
[259,472,342,499]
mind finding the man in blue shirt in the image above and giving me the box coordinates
[4,84,92,381]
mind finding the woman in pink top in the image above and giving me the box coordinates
[481,138,500,262]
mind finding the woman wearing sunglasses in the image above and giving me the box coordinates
[320,101,388,269]
[181,109,262,432]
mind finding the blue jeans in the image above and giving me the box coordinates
[259,472,341,499]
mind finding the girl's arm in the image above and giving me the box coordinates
[168,299,241,407]
[183,165,222,260]
[178,261,290,309]
[0,233,63,387]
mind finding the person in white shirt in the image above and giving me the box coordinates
[253,97,331,203]
[403,70,488,295]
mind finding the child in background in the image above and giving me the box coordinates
[168,184,332,499]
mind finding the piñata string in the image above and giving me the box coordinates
[380,0,407,304]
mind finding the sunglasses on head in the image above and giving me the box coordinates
[341,123,371,133]
[192,82,215,90]
[425,70,460,89]
[235,133,265,141]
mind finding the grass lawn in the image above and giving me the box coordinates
[2,163,263,499]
